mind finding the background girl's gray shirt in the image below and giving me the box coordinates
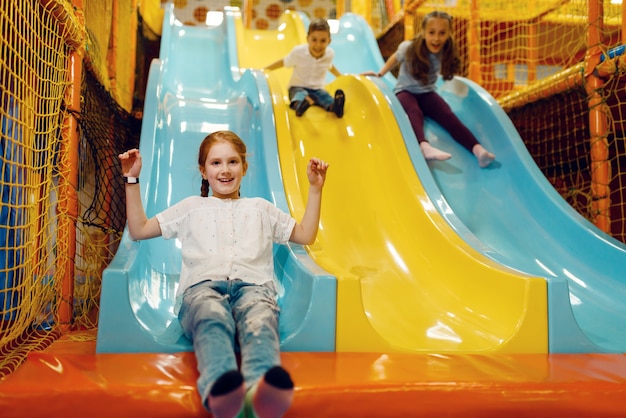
[393,40,440,95]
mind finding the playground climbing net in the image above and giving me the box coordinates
[0,0,141,378]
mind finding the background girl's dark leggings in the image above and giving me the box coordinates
[396,90,479,152]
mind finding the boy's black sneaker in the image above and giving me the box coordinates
[295,100,311,117]
[333,89,345,118]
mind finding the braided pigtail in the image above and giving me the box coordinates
[201,179,210,197]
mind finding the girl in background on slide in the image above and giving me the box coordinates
[119,130,329,418]
[364,10,496,168]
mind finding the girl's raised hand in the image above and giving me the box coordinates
[118,148,142,178]
[307,157,329,188]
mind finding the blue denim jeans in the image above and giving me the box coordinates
[178,279,281,403]
[288,86,334,110]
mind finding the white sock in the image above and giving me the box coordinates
[208,371,246,418]
[472,144,496,168]
[420,141,452,161]
[251,366,294,418]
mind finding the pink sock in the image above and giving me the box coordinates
[208,370,246,418]
[252,366,294,418]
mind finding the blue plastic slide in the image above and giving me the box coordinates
[329,13,626,353]
[96,6,336,353]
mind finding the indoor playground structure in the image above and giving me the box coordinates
[3,0,626,416]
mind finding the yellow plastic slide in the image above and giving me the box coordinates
[236,11,548,353]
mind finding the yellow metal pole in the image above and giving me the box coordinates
[623,0,626,44]
[336,0,345,19]
[468,0,482,85]
[404,9,414,41]
[352,0,371,28]
[498,64,584,111]
[527,21,538,84]
[402,0,426,40]
[245,0,253,28]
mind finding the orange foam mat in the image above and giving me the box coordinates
[2,338,626,417]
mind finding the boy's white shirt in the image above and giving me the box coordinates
[283,44,335,90]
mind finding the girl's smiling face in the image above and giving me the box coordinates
[200,140,247,199]
[423,17,451,54]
